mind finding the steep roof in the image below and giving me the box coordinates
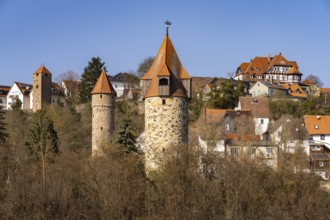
[236,53,301,79]
[141,35,191,98]
[238,96,270,118]
[91,70,116,95]
[281,83,307,98]
[304,115,330,135]
[191,77,217,91]
[14,82,32,96]
[320,88,330,94]
[34,66,52,75]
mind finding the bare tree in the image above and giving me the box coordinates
[56,70,80,104]
[137,56,154,78]
[304,74,324,87]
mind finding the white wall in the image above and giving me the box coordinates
[311,134,330,143]
[254,118,269,135]
[249,82,268,97]
[6,83,31,110]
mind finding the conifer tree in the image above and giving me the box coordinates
[11,98,22,110]
[26,109,59,190]
[79,57,106,103]
[117,117,137,154]
[0,106,7,143]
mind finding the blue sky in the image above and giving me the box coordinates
[1,0,330,86]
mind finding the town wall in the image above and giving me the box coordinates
[144,96,188,170]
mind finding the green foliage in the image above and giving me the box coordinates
[79,57,106,103]
[269,97,330,120]
[0,106,7,143]
[11,98,22,110]
[207,79,245,109]
[26,110,59,162]
[189,90,204,122]
[117,116,137,154]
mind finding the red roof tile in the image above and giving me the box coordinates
[304,115,330,135]
[141,35,190,98]
[91,70,116,95]
[34,66,52,75]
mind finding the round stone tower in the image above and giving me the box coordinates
[32,65,52,112]
[141,27,191,170]
[91,70,116,156]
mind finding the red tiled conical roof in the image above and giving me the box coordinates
[91,70,116,95]
[33,66,52,75]
[142,35,191,98]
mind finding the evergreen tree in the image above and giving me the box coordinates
[26,109,59,190]
[207,79,244,109]
[0,106,7,143]
[79,57,106,103]
[11,98,22,110]
[117,117,137,154]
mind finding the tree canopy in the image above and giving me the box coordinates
[79,57,106,103]
[304,74,324,87]
[207,79,245,109]
[117,117,138,154]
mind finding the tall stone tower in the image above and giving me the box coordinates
[32,65,52,112]
[141,26,192,170]
[91,70,116,156]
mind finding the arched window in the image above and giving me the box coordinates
[159,78,169,86]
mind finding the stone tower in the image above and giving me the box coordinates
[91,70,116,156]
[141,29,191,170]
[32,65,52,112]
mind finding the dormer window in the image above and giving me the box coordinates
[159,78,169,86]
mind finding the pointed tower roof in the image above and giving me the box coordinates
[91,70,116,95]
[287,65,302,75]
[141,35,191,98]
[33,65,52,75]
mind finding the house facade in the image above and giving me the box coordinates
[109,72,140,99]
[236,96,270,136]
[0,86,10,109]
[249,81,287,97]
[304,115,330,180]
[6,82,32,110]
[235,53,302,84]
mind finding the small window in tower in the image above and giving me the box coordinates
[100,127,103,130]
[163,148,165,152]
[159,78,169,86]
[162,99,166,105]
[36,73,39,77]
[100,95,102,98]
[36,85,39,89]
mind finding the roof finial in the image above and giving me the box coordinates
[165,20,171,36]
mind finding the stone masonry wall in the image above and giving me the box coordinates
[144,96,188,170]
[32,73,51,112]
[92,94,115,156]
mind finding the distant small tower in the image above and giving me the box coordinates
[91,70,116,156]
[141,22,192,170]
[32,65,52,112]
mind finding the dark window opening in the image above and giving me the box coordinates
[163,148,165,152]
[100,127,103,130]
[36,85,39,89]
[162,99,166,105]
[100,95,102,98]
[159,78,169,86]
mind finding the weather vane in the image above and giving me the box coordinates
[165,20,171,36]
